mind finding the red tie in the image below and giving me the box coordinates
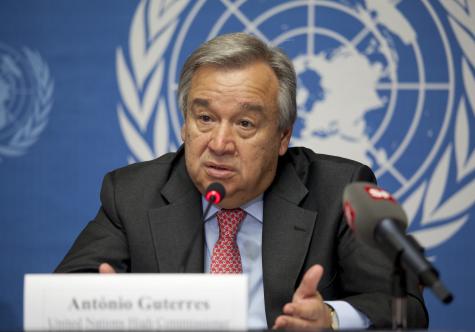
[210,208,246,273]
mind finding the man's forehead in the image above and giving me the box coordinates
[186,61,279,116]
[191,61,277,84]
[191,98,264,113]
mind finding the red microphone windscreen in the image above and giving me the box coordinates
[205,182,226,204]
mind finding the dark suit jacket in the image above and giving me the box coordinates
[56,146,428,328]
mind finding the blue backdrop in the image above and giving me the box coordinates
[1,0,474,330]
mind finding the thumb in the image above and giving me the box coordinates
[99,263,117,274]
[293,264,324,301]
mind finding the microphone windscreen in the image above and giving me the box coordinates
[205,182,226,204]
[342,182,408,247]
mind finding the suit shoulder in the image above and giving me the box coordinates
[106,151,179,186]
[284,146,375,183]
[286,146,367,169]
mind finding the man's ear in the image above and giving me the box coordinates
[181,123,186,142]
[278,127,292,156]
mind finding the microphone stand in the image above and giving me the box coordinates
[390,235,428,329]
[179,196,216,273]
[179,182,225,273]
[391,255,407,329]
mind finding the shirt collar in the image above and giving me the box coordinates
[201,194,264,223]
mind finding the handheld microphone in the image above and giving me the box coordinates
[179,182,226,272]
[343,182,453,304]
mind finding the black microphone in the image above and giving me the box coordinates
[179,182,226,272]
[343,182,453,304]
[203,182,225,220]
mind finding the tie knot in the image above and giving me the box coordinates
[216,208,246,239]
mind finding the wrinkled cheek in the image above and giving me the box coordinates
[185,139,208,176]
[194,138,211,158]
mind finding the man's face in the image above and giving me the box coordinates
[181,62,291,208]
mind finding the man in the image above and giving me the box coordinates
[56,33,428,329]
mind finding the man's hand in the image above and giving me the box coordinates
[273,265,333,329]
[99,263,116,273]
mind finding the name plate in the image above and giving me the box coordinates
[24,274,248,330]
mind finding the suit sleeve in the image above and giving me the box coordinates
[55,171,130,273]
[336,164,428,328]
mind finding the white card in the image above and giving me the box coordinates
[24,274,248,330]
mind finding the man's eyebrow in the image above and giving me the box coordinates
[239,102,264,113]
[190,98,209,109]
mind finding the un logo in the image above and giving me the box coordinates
[0,43,54,161]
[116,0,475,254]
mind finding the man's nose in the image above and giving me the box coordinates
[208,123,235,155]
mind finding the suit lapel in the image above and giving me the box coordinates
[262,160,318,325]
[148,156,204,273]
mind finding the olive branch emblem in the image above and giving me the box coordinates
[116,0,188,164]
[404,0,475,250]
[0,48,54,161]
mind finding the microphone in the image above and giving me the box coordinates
[179,182,226,272]
[203,182,225,220]
[205,182,225,203]
[343,182,453,304]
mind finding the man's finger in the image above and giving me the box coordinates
[273,314,321,329]
[283,297,324,320]
[293,264,324,301]
[99,263,116,274]
[273,314,307,329]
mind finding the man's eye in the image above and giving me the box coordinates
[240,120,253,128]
[198,115,212,122]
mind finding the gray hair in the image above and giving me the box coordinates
[178,32,297,131]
